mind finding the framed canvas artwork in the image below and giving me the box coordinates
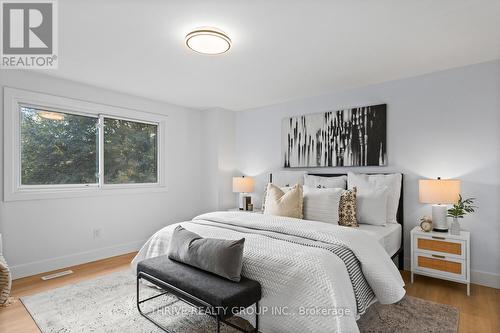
[282,104,387,167]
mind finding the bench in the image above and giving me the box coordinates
[137,255,262,333]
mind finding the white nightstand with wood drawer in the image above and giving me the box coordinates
[411,226,470,295]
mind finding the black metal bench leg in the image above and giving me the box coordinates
[136,275,143,315]
[255,301,259,333]
[137,274,174,333]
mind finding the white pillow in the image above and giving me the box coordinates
[356,186,389,226]
[348,172,402,223]
[303,186,344,224]
[272,171,306,187]
[304,174,347,189]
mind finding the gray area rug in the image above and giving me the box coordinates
[357,296,459,333]
[21,270,458,333]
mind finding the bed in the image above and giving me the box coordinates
[357,223,402,257]
[132,173,406,333]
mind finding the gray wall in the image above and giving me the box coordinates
[235,60,500,287]
[0,71,208,278]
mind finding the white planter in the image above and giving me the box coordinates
[450,217,461,235]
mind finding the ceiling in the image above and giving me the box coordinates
[47,0,500,111]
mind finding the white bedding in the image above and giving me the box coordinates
[132,212,405,333]
[357,223,402,257]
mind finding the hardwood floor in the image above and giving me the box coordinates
[402,271,500,333]
[0,252,137,333]
[1,254,498,333]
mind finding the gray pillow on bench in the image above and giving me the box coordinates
[167,225,245,282]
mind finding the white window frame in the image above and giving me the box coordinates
[4,87,167,201]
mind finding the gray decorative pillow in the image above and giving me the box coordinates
[167,225,245,282]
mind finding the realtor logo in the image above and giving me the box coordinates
[1,0,58,68]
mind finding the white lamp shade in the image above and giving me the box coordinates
[419,179,461,204]
[232,177,254,193]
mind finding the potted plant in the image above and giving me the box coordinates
[447,195,476,235]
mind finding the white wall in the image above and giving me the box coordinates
[201,108,237,211]
[0,71,208,278]
[235,60,500,288]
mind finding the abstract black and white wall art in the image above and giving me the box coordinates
[282,104,387,167]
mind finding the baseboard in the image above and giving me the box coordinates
[10,239,145,279]
[471,270,500,289]
[404,256,499,289]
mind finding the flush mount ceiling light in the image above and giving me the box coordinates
[185,27,231,55]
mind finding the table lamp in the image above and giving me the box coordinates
[419,177,461,232]
[233,176,254,210]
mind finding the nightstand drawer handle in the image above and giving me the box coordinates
[431,236,446,240]
[431,254,446,259]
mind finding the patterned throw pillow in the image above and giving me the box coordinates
[338,187,358,227]
[0,254,11,306]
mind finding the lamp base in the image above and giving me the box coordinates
[239,194,252,210]
[432,227,449,233]
[431,204,448,232]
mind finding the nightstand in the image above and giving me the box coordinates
[411,226,470,295]
[227,208,263,214]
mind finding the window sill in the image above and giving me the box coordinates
[3,184,168,202]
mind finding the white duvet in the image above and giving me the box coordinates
[131,212,405,333]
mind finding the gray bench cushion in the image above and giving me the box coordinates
[137,255,261,319]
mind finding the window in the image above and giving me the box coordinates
[4,88,166,201]
[20,107,159,186]
[104,118,158,184]
[20,107,98,185]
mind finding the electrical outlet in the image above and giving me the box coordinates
[92,228,102,239]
